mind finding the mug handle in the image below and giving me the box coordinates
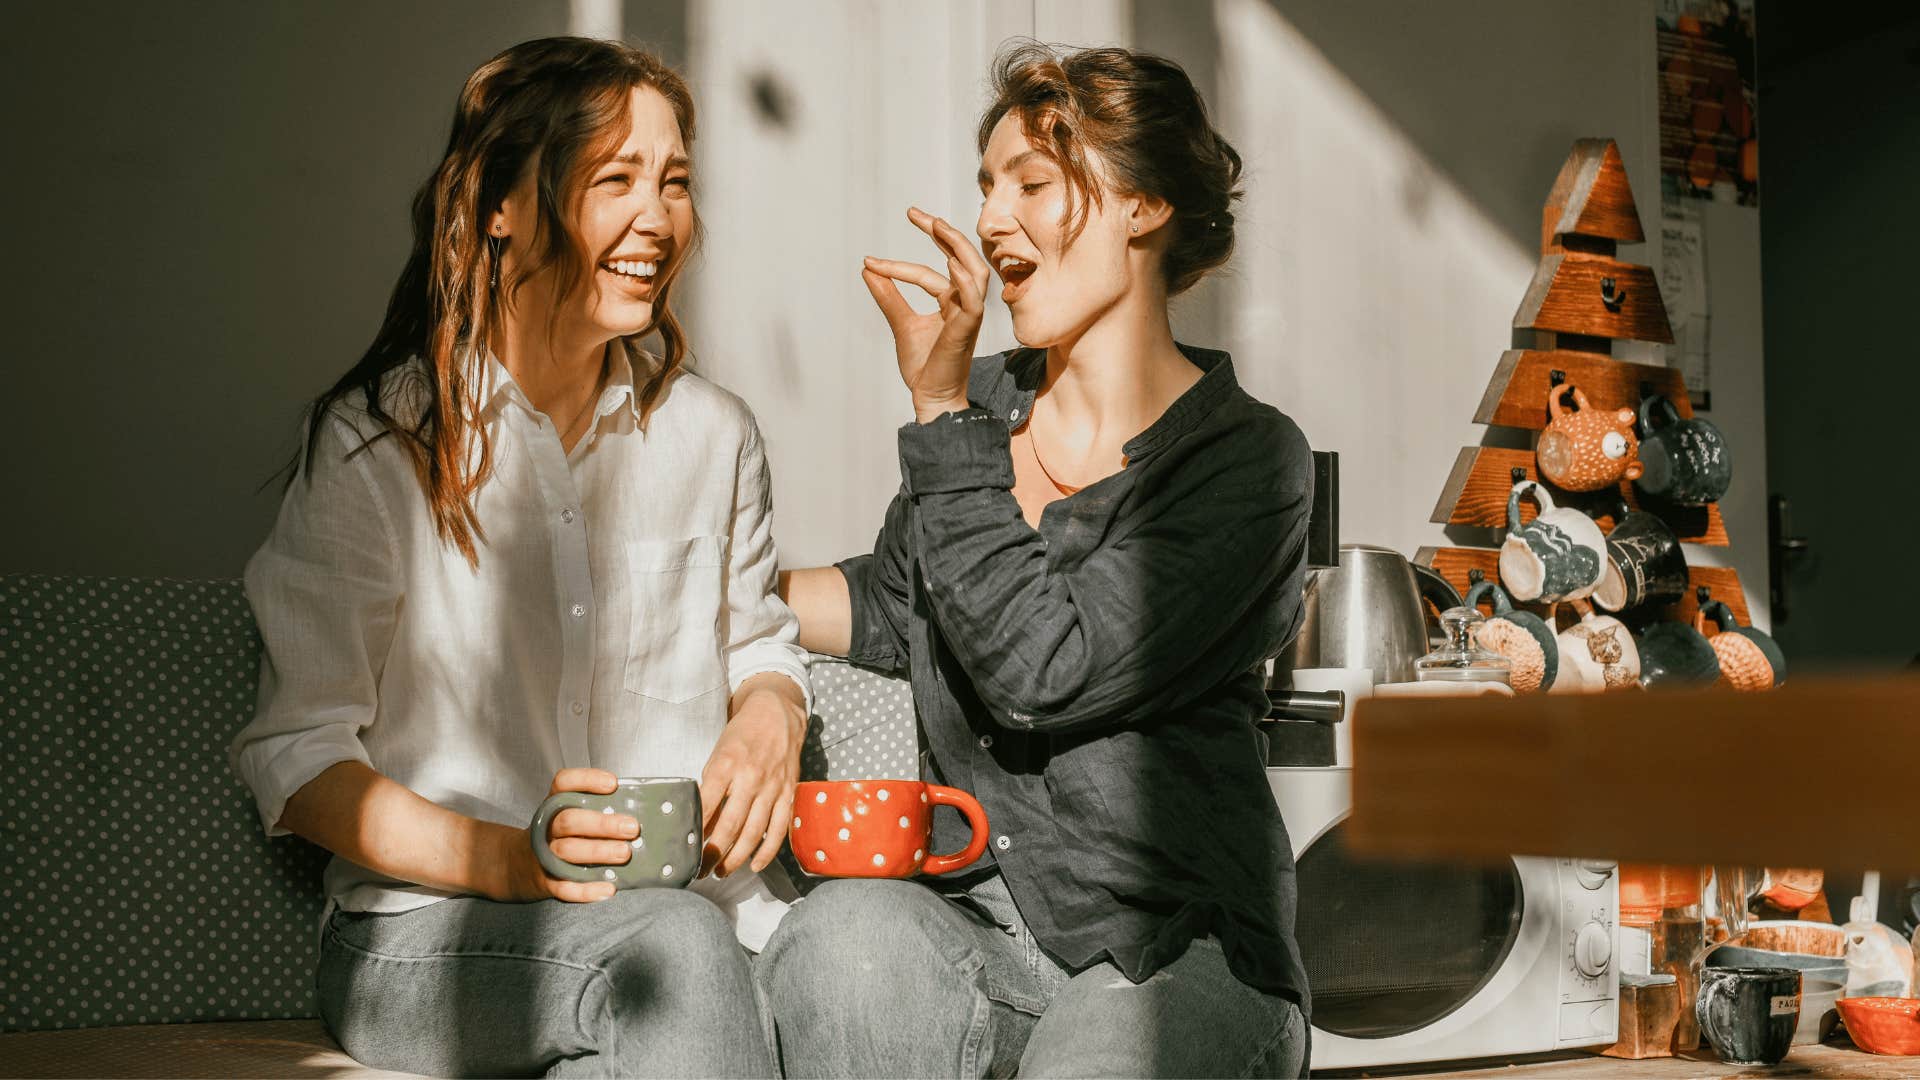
[1638,393,1679,438]
[1548,382,1573,423]
[1703,600,1739,632]
[530,790,611,883]
[1509,481,1553,533]
[1463,579,1492,613]
[919,785,991,876]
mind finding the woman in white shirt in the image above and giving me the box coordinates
[230,37,806,1078]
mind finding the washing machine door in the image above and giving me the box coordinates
[1295,820,1524,1040]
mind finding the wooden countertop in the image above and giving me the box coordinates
[1325,1037,1915,1078]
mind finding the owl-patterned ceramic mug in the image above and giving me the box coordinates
[1536,383,1642,492]
[791,780,988,878]
[1498,481,1608,604]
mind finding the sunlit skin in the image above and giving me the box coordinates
[278,85,807,907]
[779,113,1210,652]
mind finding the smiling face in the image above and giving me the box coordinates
[493,84,695,347]
[976,113,1144,350]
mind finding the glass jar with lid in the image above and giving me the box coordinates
[1414,606,1513,686]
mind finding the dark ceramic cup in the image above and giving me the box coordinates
[1697,965,1800,1066]
[1636,394,1732,506]
[1637,619,1723,689]
[1703,600,1787,691]
[1465,576,1561,694]
[1594,505,1688,612]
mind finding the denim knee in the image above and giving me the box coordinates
[760,879,975,1010]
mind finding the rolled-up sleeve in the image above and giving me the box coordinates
[721,416,811,712]
[230,413,398,836]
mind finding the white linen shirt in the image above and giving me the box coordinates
[230,344,809,950]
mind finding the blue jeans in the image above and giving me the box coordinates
[317,889,775,1078]
[758,875,1306,1078]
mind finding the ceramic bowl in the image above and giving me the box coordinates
[1796,978,1843,1045]
[1742,920,1845,958]
[1703,943,1846,988]
[1835,997,1920,1056]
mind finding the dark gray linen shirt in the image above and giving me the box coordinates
[836,345,1312,1006]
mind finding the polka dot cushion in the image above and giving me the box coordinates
[1,576,331,1033]
[2,578,922,1032]
[800,656,920,782]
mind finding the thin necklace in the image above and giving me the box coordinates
[1024,402,1119,495]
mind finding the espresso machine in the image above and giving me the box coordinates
[1264,451,1462,766]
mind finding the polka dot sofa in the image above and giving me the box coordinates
[0,575,918,1078]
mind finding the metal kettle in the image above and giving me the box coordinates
[1276,544,1464,685]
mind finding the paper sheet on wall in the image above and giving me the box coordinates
[1660,208,1710,409]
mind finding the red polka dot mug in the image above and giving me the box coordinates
[790,780,989,878]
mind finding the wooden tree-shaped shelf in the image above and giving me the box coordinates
[1419,137,1745,629]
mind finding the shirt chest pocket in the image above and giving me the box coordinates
[622,536,728,704]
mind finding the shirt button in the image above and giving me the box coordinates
[560,508,576,524]
[570,701,584,716]
[996,835,1012,852]
[978,735,993,749]
[571,603,587,618]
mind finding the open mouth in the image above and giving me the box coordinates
[995,255,1037,301]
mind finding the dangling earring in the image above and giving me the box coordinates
[487,233,504,291]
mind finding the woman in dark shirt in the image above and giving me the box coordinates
[766,43,1312,1078]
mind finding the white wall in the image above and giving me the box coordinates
[0,1,569,578]
[1,0,1772,630]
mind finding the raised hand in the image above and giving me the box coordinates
[862,206,993,424]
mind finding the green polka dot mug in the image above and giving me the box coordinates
[791,780,989,878]
[530,776,702,890]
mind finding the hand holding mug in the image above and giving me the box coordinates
[528,773,702,894]
[862,207,993,423]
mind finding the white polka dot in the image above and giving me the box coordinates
[601,805,613,814]
[661,864,674,878]
[837,828,850,841]
[685,831,696,846]
[877,788,890,801]
[793,816,802,829]
[814,850,826,861]
[872,853,887,867]
[660,801,673,814]
[631,837,644,849]
[914,849,925,861]
[815,792,827,803]
[841,807,852,823]
[854,802,869,816]
[920,793,928,803]
[898,816,911,828]
[603,869,617,881]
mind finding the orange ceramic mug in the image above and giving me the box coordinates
[790,780,989,878]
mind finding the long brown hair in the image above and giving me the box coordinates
[978,41,1241,295]
[303,37,698,565]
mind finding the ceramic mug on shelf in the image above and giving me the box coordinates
[1696,965,1800,1066]
[529,776,701,890]
[1594,500,1690,612]
[1555,599,1641,692]
[791,780,989,879]
[1702,599,1787,691]
[1498,481,1607,604]
[1636,394,1732,506]
[1636,614,1723,690]
[1536,382,1643,492]
[1464,573,1560,695]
